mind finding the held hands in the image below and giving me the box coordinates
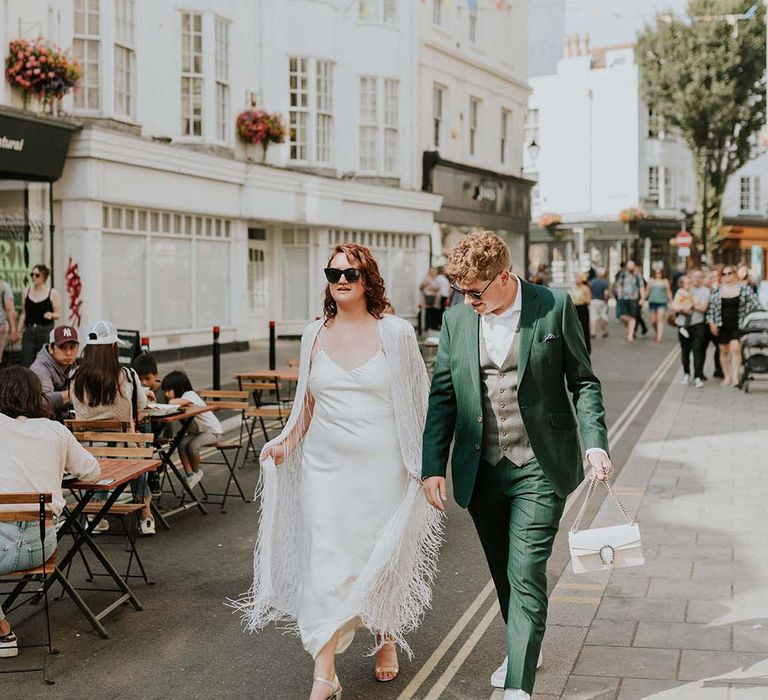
[261,443,287,466]
[588,451,614,482]
[422,476,448,512]
[709,322,719,337]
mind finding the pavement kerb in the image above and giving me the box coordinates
[489,373,689,700]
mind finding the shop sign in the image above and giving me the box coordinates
[0,112,77,181]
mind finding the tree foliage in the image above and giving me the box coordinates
[637,0,766,253]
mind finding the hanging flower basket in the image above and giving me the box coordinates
[5,37,81,106]
[236,109,285,161]
[618,207,649,224]
[537,212,562,229]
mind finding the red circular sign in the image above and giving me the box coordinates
[675,231,693,247]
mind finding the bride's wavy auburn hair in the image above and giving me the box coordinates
[323,243,390,321]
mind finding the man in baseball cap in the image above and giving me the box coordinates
[29,325,80,421]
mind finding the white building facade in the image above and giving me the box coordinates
[1,0,440,352]
[417,0,533,274]
[524,43,697,285]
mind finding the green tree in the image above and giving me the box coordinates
[637,0,766,260]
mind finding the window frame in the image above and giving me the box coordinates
[180,11,204,138]
[740,176,752,212]
[647,166,660,207]
[500,108,511,165]
[468,7,478,43]
[433,84,445,149]
[524,108,539,147]
[288,57,334,166]
[114,0,135,119]
[433,0,444,26]
[214,16,230,143]
[469,96,480,157]
[73,0,101,113]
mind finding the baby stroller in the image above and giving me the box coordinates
[740,311,768,393]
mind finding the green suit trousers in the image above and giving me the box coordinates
[468,457,565,694]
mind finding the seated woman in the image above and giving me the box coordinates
[71,320,152,535]
[0,366,100,658]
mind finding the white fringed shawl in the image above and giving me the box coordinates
[231,315,444,657]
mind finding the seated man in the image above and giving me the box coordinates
[29,325,79,421]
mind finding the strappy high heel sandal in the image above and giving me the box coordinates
[311,675,342,700]
[374,635,399,682]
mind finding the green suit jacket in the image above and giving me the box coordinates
[421,280,609,507]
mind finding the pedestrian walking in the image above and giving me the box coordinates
[17,265,61,366]
[615,260,645,341]
[687,270,711,388]
[0,278,19,365]
[419,267,442,331]
[589,269,610,339]
[436,267,451,314]
[641,268,673,343]
[237,243,442,700]
[569,273,592,354]
[671,275,695,384]
[707,269,724,378]
[706,266,764,387]
[421,229,611,700]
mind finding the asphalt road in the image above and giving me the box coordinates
[4,321,701,700]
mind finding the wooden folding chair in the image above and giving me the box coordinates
[65,423,157,585]
[0,493,57,684]
[197,390,250,512]
[235,376,293,464]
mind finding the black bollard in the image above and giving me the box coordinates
[212,326,221,390]
[417,304,423,336]
[268,320,276,371]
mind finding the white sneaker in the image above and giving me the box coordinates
[0,632,19,658]
[680,374,690,386]
[139,516,156,537]
[87,516,110,534]
[186,470,204,489]
[491,652,543,688]
[694,378,704,388]
[503,690,530,700]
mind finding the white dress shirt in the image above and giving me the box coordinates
[481,276,608,463]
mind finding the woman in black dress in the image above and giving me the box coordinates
[707,267,763,386]
[17,264,62,366]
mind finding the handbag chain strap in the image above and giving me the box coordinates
[570,477,636,533]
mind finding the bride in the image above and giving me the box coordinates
[233,243,443,699]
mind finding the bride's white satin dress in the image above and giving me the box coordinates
[297,348,408,657]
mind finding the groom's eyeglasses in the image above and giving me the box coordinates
[450,273,499,301]
[324,267,363,284]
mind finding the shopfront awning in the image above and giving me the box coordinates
[0,108,80,182]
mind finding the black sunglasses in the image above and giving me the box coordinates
[450,273,500,301]
[324,267,363,284]
[30,272,41,279]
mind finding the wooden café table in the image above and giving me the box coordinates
[148,405,215,520]
[11,458,162,639]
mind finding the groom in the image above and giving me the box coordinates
[422,229,612,700]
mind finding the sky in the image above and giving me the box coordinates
[528,0,690,76]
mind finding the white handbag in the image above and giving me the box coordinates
[568,477,644,574]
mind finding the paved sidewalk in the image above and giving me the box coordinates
[521,375,768,699]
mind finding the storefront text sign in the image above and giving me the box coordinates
[0,135,24,152]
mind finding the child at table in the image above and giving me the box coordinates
[132,352,163,403]
[160,370,222,489]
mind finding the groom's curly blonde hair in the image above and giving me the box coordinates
[444,228,511,284]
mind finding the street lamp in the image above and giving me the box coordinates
[527,138,540,166]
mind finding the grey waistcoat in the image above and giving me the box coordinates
[479,323,535,467]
